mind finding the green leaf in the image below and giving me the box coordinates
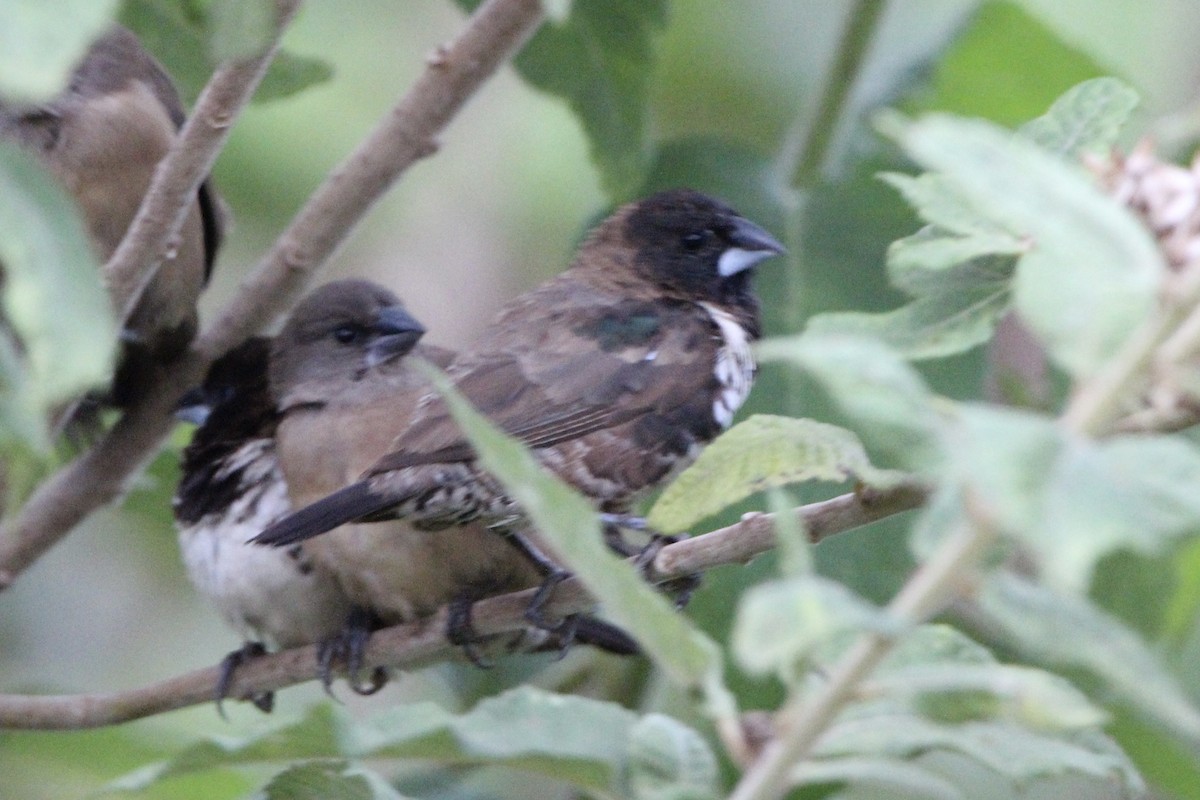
[0,144,117,421]
[940,406,1200,591]
[732,575,900,682]
[256,52,335,103]
[358,688,718,799]
[791,757,962,800]
[352,688,634,790]
[0,0,120,102]
[0,325,49,455]
[818,715,1143,794]
[456,0,668,199]
[977,571,1200,747]
[768,487,811,577]
[627,714,719,800]
[809,627,1144,794]
[419,363,734,719]
[884,225,1024,274]
[884,112,1165,377]
[206,0,276,61]
[880,173,1019,245]
[1019,77,1140,157]
[934,404,1063,542]
[871,664,1106,731]
[876,624,996,670]
[1034,435,1200,590]
[107,704,346,791]
[756,333,944,473]
[261,761,409,800]
[112,689,719,798]
[647,415,906,533]
[122,1,330,104]
[807,269,1011,360]
[912,2,1106,127]
[120,0,211,102]
[887,252,1015,299]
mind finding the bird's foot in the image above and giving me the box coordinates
[215,641,274,718]
[446,597,493,669]
[317,607,388,697]
[523,569,580,659]
[601,515,702,610]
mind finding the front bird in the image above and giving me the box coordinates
[267,280,638,675]
[253,189,784,582]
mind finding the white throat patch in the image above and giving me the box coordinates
[699,302,755,429]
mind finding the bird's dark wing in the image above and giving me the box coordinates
[367,295,719,473]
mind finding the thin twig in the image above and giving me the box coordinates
[0,0,545,590]
[652,482,927,578]
[0,485,920,730]
[109,1,300,323]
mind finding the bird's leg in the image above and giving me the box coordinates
[522,569,579,654]
[445,596,493,669]
[600,513,702,610]
[215,641,273,718]
[316,607,388,697]
[492,527,579,647]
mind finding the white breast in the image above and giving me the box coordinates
[699,302,756,429]
[178,439,352,649]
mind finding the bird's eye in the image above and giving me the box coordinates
[681,230,711,251]
[333,325,360,344]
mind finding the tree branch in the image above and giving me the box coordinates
[651,482,927,579]
[109,1,300,323]
[0,485,922,730]
[0,0,546,590]
[196,0,545,359]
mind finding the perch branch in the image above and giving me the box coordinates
[0,485,922,730]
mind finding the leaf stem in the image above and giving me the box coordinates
[727,513,997,800]
[781,0,888,190]
[1062,264,1200,437]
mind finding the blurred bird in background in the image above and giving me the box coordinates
[0,24,223,412]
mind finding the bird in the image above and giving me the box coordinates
[0,24,223,409]
[267,280,638,673]
[173,336,355,714]
[253,189,785,607]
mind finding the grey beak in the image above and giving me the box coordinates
[718,217,786,277]
[365,305,427,368]
[174,387,212,426]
